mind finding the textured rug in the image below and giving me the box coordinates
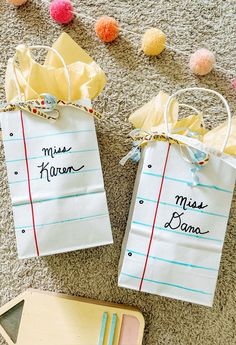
[0,1,236,344]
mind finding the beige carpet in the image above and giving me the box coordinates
[0,1,236,344]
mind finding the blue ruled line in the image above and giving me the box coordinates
[136,196,228,218]
[143,171,233,194]
[15,212,108,230]
[3,129,95,142]
[6,148,98,163]
[132,220,223,243]
[121,272,212,295]
[8,168,100,185]
[12,190,103,207]
[126,249,218,271]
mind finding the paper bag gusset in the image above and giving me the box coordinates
[118,88,236,307]
[0,34,113,259]
[5,32,106,102]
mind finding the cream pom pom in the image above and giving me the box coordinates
[141,28,166,56]
[189,48,215,76]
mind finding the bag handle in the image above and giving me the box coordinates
[12,45,72,102]
[163,87,232,153]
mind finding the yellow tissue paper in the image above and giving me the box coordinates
[172,114,207,136]
[203,116,236,156]
[5,32,106,102]
[129,91,236,156]
[129,91,179,131]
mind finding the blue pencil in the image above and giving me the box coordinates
[98,312,108,345]
[108,314,117,345]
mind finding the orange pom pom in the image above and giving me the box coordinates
[95,16,119,43]
[7,0,27,5]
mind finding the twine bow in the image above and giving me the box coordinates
[0,93,103,121]
[120,128,210,187]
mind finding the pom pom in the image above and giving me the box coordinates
[95,16,119,43]
[7,0,28,5]
[141,28,166,56]
[50,0,74,24]
[189,48,215,76]
[232,79,236,89]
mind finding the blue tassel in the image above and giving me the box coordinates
[120,142,141,165]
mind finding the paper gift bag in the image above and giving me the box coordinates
[0,34,113,258]
[118,88,236,306]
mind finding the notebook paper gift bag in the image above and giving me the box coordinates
[118,88,236,306]
[0,33,113,259]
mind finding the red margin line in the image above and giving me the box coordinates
[20,111,40,256]
[139,143,171,291]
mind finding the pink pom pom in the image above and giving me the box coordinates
[95,16,119,43]
[232,79,236,89]
[7,0,28,5]
[189,48,215,76]
[50,0,74,24]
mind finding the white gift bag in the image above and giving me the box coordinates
[0,43,113,259]
[118,88,236,306]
